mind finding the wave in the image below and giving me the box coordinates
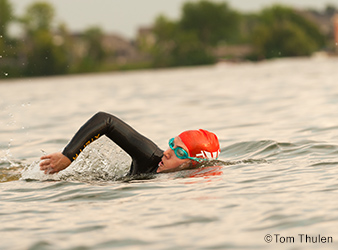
[0,158,24,182]
[2,138,338,183]
[220,139,338,162]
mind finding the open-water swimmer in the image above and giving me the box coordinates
[39,111,220,176]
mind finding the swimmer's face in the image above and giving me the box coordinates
[157,136,192,173]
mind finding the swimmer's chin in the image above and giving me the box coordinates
[156,160,179,173]
[157,161,193,173]
[156,161,165,173]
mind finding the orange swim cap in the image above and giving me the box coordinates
[178,129,220,160]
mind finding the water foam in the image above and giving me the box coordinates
[20,137,131,182]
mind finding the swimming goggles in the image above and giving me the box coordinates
[169,138,206,162]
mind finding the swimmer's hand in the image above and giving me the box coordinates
[39,152,71,174]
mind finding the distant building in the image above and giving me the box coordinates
[334,14,338,47]
[300,10,332,36]
[300,8,338,52]
[70,32,147,64]
[101,34,147,64]
[137,27,156,48]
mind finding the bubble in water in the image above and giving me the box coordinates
[21,102,31,107]
[4,72,8,76]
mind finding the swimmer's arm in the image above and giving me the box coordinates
[39,112,109,174]
[61,111,159,165]
[40,111,160,174]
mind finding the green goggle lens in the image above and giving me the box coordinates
[169,138,189,159]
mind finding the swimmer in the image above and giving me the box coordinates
[39,112,220,175]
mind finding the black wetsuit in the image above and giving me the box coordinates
[62,112,163,175]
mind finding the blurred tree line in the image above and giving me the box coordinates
[0,0,335,78]
[0,0,109,78]
[147,1,329,65]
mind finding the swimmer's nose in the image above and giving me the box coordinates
[163,148,172,159]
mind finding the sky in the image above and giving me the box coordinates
[9,0,338,39]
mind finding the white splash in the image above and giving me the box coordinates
[20,137,131,182]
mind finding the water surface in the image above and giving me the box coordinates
[1,57,338,249]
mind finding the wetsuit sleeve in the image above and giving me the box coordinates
[62,112,163,175]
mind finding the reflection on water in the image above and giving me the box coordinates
[1,57,338,250]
